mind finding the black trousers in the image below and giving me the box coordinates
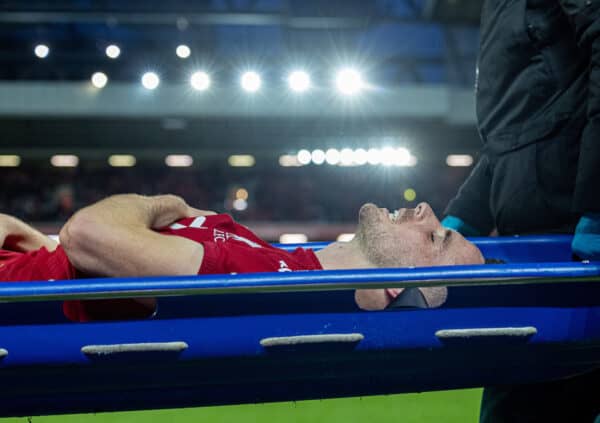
[480,369,600,422]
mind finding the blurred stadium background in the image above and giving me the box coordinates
[1,0,484,420]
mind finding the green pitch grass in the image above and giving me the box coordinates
[1,388,482,423]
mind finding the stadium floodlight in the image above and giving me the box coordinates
[176,44,191,59]
[34,44,49,58]
[0,155,21,167]
[446,154,474,167]
[311,149,326,165]
[325,148,341,165]
[279,234,308,244]
[353,148,368,165]
[91,72,108,89]
[108,155,136,167]
[287,70,311,93]
[340,148,354,166]
[105,44,121,59]
[278,154,301,167]
[296,149,312,165]
[335,68,364,95]
[165,154,193,167]
[392,148,412,166]
[51,155,79,167]
[141,72,160,90]
[240,71,262,93]
[190,71,211,91]
[235,188,249,200]
[232,198,248,211]
[380,147,396,166]
[367,148,382,165]
[228,155,256,167]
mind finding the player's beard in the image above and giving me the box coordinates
[355,204,410,268]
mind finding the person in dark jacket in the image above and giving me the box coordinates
[442,0,600,421]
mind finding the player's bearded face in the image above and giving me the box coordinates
[354,203,483,268]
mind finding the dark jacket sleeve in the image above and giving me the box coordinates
[444,154,495,234]
[559,0,600,213]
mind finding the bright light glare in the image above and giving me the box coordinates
[325,148,341,165]
[340,148,354,166]
[51,155,79,167]
[105,44,121,59]
[233,199,248,211]
[240,71,262,92]
[228,155,255,167]
[380,147,396,166]
[353,148,368,165]
[34,44,49,58]
[279,234,308,244]
[141,72,160,90]
[337,233,355,242]
[91,72,108,88]
[311,149,326,165]
[367,148,381,165]
[176,44,191,59]
[392,148,412,166]
[279,155,301,167]
[297,149,312,165]
[108,154,136,167]
[235,188,249,200]
[404,188,417,202]
[335,68,364,95]
[190,71,211,91]
[165,154,193,167]
[446,154,474,167]
[0,155,21,167]
[287,70,311,93]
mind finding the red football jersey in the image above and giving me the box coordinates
[158,214,322,274]
[0,246,77,282]
[64,213,322,322]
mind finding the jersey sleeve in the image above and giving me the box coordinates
[0,246,77,282]
[199,241,321,274]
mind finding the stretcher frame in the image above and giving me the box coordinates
[0,235,598,417]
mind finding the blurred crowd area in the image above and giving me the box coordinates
[0,164,471,225]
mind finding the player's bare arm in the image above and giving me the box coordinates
[60,194,214,277]
[0,213,58,253]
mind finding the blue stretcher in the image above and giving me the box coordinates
[0,235,598,417]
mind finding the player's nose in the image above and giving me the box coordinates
[415,202,443,228]
[415,202,432,220]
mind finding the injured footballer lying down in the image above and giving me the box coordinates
[0,194,483,320]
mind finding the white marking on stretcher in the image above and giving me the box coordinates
[260,333,364,347]
[81,341,188,355]
[435,327,537,339]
